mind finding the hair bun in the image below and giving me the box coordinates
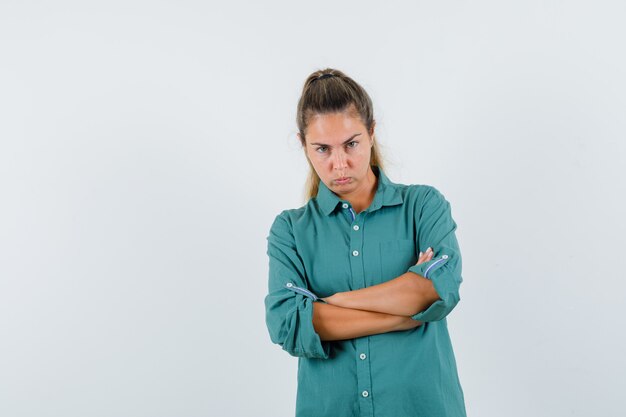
[316,73,335,81]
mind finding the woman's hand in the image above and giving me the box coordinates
[396,317,424,331]
[393,246,432,329]
[417,246,434,265]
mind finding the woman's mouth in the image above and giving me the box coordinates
[335,177,351,185]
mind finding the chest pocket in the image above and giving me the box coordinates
[378,239,417,283]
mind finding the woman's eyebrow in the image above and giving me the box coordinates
[310,133,362,146]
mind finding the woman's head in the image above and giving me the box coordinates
[296,68,385,200]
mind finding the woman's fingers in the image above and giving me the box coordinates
[417,247,434,264]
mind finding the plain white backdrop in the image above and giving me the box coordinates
[1,1,625,416]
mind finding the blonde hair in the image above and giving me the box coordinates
[296,68,385,201]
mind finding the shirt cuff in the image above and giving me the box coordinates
[407,254,458,322]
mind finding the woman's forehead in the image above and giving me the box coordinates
[306,112,366,142]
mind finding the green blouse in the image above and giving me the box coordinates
[264,165,466,417]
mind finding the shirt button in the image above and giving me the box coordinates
[352,250,359,256]
[286,283,293,287]
[442,255,448,259]
[353,225,359,231]
[359,353,367,360]
[342,203,349,209]
[362,390,369,397]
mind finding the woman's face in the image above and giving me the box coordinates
[300,110,375,199]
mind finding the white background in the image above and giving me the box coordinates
[1,1,625,416]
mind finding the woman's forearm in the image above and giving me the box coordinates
[323,271,440,317]
[312,300,422,341]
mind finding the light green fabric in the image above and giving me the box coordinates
[264,165,466,417]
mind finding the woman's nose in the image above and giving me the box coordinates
[333,150,347,170]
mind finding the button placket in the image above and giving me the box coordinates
[349,211,372,415]
[339,201,356,224]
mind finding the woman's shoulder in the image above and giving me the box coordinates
[272,205,306,222]
[268,202,314,234]
[391,181,459,220]
[394,180,444,202]
[401,183,458,219]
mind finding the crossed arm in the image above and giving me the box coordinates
[312,248,441,341]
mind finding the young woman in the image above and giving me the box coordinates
[264,68,467,417]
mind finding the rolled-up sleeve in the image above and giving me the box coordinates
[407,186,463,322]
[264,212,331,359]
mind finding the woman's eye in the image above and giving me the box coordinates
[347,141,358,148]
[316,146,328,153]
